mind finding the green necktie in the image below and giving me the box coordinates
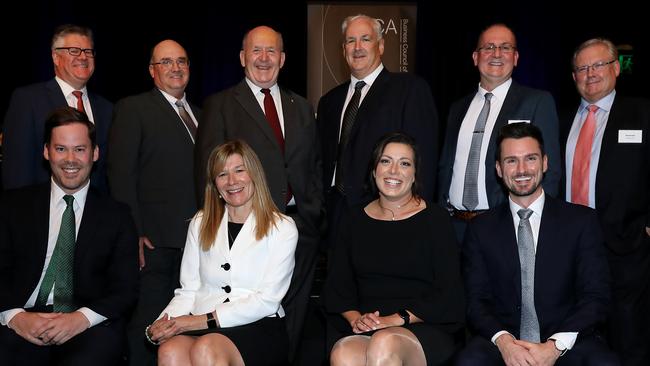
[35,195,76,312]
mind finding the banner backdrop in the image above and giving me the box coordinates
[307,3,417,109]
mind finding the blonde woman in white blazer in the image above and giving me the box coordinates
[147,140,298,366]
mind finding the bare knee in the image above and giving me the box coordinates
[367,330,403,365]
[158,339,186,366]
[330,336,368,366]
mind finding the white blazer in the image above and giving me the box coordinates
[160,208,298,328]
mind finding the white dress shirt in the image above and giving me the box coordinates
[55,76,95,123]
[449,79,512,210]
[0,180,106,328]
[158,89,199,142]
[244,79,286,136]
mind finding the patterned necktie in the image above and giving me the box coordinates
[72,90,85,113]
[35,195,77,312]
[260,88,285,152]
[175,100,197,141]
[571,105,598,206]
[335,80,366,193]
[517,208,540,342]
[462,92,493,210]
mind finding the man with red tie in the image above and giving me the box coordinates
[564,37,650,366]
[2,24,112,193]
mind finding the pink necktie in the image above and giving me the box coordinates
[72,90,85,113]
[571,104,598,206]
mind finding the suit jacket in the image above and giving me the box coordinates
[438,81,561,207]
[195,80,323,240]
[0,183,139,321]
[561,95,650,294]
[2,79,112,192]
[107,88,199,248]
[462,195,610,341]
[161,210,298,328]
[317,68,439,205]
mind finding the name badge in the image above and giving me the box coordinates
[618,130,643,143]
[508,119,531,124]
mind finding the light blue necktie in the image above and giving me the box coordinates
[517,208,540,342]
[462,92,493,210]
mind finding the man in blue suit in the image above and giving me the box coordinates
[437,23,560,242]
[457,123,617,365]
[2,24,112,192]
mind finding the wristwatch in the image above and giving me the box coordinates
[397,309,410,325]
[549,338,568,357]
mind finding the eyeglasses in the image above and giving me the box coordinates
[477,43,517,54]
[574,59,616,74]
[55,47,96,57]
[150,58,189,69]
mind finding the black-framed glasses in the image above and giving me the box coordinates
[150,58,189,69]
[477,43,517,54]
[574,59,616,74]
[55,47,96,57]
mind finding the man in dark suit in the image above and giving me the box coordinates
[108,39,199,366]
[195,25,323,361]
[317,14,438,249]
[564,38,650,366]
[437,23,560,242]
[2,24,112,193]
[458,122,617,365]
[0,107,139,366]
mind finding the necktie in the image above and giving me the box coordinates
[571,105,598,206]
[517,208,540,342]
[175,100,197,141]
[335,80,366,193]
[462,92,493,210]
[260,89,285,152]
[35,195,77,312]
[72,90,85,113]
[260,89,292,203]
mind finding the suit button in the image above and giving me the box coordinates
[221,263,230,271]
[222,285,231,293]
[224,298,230,303]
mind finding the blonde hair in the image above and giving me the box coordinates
[199,140,281,251]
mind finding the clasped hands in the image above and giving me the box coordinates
[9,311,89,346]
[496,333,561,366]
[147,313,202,344]
[350,311,401,334]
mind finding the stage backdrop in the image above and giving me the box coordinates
[307,3,417,109]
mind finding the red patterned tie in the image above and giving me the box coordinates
[72,90,85,113]
[571,104,598,206]
[260,89,291,203]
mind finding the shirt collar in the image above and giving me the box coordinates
[244,78,279,96]
[55,76,88,97]
[351,63,384,89]
[158,88,186,106]
[50,178,90,211]
[580,89,616,114]
[478,78,511,101]
[508,189,545,219]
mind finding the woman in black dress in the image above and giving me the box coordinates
[323,132,465,365]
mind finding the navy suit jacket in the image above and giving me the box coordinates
[561,95,650,299]
[2,79,112,192]
[462,195,610,341]
[438,81,561,207]
[108,88,199,249]
[0,183,139,320]
[317,68,439,205]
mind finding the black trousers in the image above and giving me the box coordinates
[126,246,182,366]
[0,317,126,366]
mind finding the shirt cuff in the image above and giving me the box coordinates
[548,332,578,350]
[491,330,513,345]
[77,307,107,328]
[0,308,25,327]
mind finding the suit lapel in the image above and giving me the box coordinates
[487,81,522,166]
[234,81,282,152]
[228,211,258,257]
[149,89,195,144]
[280,88,296,159]
[349,68,389,140]
[45,79,67,107]
[74,189,100,268]
[32,185,52,281]
[497,204,522,294]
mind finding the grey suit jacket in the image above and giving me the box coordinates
[107,88,198,248]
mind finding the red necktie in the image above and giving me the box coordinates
[571,104,598,206]
[72,90,85,113]
[260,89,292,203]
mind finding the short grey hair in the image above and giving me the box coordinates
[573,38,618,67]
[341,14,383,41]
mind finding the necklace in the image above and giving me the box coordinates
[378,195,413,221]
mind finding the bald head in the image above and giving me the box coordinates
[240,26,285,89]
[149,39,190,99]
